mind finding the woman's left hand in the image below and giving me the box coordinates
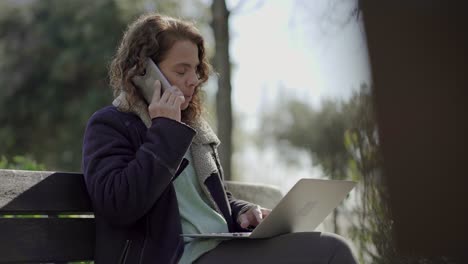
[237,205,271,229]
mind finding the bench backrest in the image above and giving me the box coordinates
[0,169,283,262]
[0,170,94,262]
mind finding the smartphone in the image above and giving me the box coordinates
[132,57,172,104]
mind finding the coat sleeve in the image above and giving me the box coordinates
[211,146,257,231]
[82,109,195,227]
[226,191,257,231]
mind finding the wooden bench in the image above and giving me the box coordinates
[0,169,283,263]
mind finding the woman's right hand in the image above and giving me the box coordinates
[148,80,185,122]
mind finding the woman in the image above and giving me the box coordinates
[82,13,357,264]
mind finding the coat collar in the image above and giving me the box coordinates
[190,118,220,147]
[112,91,153,127]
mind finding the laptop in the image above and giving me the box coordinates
[181,178,356,239]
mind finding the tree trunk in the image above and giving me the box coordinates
[211,0,233,181]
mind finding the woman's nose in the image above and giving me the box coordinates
[187,70,199,88]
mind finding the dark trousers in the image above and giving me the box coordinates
[195,232,358,264]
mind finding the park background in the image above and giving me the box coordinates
[0,0,413,263]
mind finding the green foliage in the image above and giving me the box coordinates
[261,96,353,180]
[260,92,355,234]
[260,84,408,263]
[0,155,46,170]
[342,85,450,264]
[343,85,398,263]
[0,0,124,170]
[0,0,208,171]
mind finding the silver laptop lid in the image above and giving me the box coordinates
[250,178,356,239]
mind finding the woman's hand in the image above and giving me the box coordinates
[238,205,271,229]
[148,80,185,122]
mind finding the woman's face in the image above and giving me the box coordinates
[158,40,200,111]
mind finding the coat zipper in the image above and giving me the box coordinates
[119,240,132,264]
[138,218,149,264]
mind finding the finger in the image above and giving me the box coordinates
[174,95,185,108]
[167,85,177,92]
[261,208,272,218]
[253,206,263,223]
[167,93,177,105]
[169,86,184,107]
[159,86,171,103]
[151,80,162,102]
[171,85,183,96]
[238,214,250,229]
[176,90,184,97]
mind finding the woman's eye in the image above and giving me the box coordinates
[176,71,185,76]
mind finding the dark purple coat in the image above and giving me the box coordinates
[82,106,253,263]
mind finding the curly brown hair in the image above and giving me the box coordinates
[109,13,211,124]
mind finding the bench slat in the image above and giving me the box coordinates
[0,170,92,213]
[0,217,95,262]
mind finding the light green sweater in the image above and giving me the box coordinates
[173,149,229,264]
